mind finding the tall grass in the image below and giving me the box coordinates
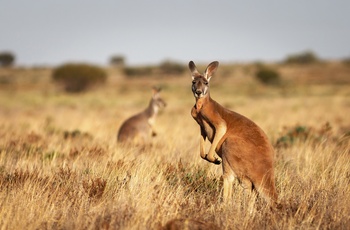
[0,65,349,229]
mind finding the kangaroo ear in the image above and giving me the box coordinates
[204,61,219,81]
[189,61,200,80]
[152,86,161,97]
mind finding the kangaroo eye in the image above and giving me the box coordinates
[192,81,196,84]
[204,81,209,85]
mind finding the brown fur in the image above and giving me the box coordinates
[117,87,166,145]
[189,61,278,204]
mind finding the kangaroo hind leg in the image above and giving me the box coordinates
[252,172,278,206]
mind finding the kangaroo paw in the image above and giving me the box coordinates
[204,154,222,165]
[213,158,222,165]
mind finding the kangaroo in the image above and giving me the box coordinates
[189,61,278,204]
[117,87,166,145]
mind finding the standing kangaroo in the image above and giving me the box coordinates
[189,61,278,204]
[117,87,166,145]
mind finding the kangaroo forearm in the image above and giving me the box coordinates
[207,124,226,158]
[200,135,206,158]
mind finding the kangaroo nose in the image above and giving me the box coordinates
[195,90,202,96]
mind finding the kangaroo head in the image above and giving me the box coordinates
[189,61,219,98]
[151,87,167,112]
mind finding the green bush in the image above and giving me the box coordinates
[255,67,281,85]
[0,52,15,67]
[123,66,153,77]
[275,123,335,148]
[284,51,319,64]
[52,63,107,92]
[163,161,220,198]
[159,60,186,75]
[109,55,125,67]
[123,61,185,78]
[342,57,350,66]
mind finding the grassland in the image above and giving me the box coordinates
[0,62,349,229]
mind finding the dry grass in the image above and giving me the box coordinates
[0,62,349,229]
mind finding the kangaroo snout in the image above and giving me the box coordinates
[195,89,202,96]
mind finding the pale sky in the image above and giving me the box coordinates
[1,0,349,66]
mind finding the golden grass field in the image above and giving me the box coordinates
[0,62,349,229]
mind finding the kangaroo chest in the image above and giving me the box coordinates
[191,106,215,142]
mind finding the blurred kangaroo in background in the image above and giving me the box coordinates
[117,87,166,145]
[189,61,278,206]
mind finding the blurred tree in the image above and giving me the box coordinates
[0,52,15,67]
[255,67,281,85]
[284,51,319,64]
[159,60,186,75]
[52,63,107,93]
[342,56,350,66]
[123,66,153,77]
[109,55,125,67]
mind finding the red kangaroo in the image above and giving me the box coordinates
[117,87,166,145]
[189,61,278,204]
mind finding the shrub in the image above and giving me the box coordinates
[284,51,319,64]
[52,63,107,92]
[123,66,154,77]
[159,60,186,75]
[0,52,15,67]
[275,123,335,148]
[123,61,185,78]
[110,55,125,67]
[342,57,350,66]
[255,67,281,85]
[163,161,220,198]
[0,75,13,85]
